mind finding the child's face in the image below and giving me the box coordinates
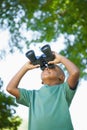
[41,65,65,85]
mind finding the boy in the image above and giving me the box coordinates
[6,51,80,130]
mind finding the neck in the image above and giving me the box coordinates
[42,78,64,86]
[43,80,61,86]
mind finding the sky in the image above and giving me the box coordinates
[0,30,87,130]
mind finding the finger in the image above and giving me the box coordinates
[34,64,40,68]
[48,61,54,64]
[36,64,40,68]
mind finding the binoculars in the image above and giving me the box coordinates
[25,44,55,70]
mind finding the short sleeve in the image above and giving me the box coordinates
[64,82,77,107]
[16,88,32,107]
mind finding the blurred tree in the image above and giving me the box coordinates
[0,0,87,78]
[0,78,22,130]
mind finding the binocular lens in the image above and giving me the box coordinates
[41,44,51,57]
[26,50,37,64]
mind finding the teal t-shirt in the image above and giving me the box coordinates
[16,82,76,130]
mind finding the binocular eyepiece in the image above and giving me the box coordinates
[25,44,55,70]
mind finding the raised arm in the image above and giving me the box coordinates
[6,61,39,98]
[48,52,80,89]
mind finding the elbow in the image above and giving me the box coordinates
[75,68,80,78]
[72,68,80,80]
[6,86,12,93]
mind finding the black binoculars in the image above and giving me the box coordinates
[25,44,55,70]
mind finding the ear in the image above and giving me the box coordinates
[59,75,65,83]
[41,81,44,84]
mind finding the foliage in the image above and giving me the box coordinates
[0,0,87,78]
[0,78,22,130]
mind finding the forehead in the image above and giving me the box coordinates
[55,67,61,73]
[54,65,61,71]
